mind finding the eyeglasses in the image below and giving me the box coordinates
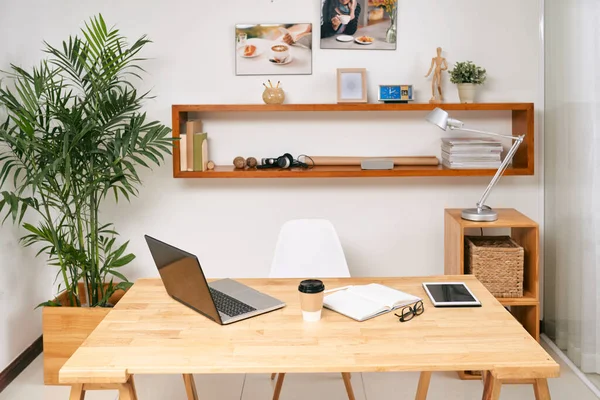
[394,300,424,322]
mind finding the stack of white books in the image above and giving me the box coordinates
[441,138,503,169]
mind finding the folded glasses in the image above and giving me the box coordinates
[395,300,424,322]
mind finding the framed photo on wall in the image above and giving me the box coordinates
[337,68,367,103]
[235,23,313,76]
[320,0,398,50]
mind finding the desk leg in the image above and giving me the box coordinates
[69,384,85,400]
[69,379,138,400]
[273,373,286,400]
[482,371,502,400]
[118,381,137,400]
[533,378,551,400]
[129,376,139,400]
[415,372,431,400]
[341,373,356,400]
[183,374,199,400]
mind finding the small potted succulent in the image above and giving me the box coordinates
[449,61,487,103]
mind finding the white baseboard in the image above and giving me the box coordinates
[541,334,600,398]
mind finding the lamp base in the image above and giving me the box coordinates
[461,208,498,222]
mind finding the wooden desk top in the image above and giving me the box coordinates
[59,276,559,384]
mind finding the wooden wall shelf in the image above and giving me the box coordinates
[172,103,535,178]
[172,103,533,113]
[175,165,532,179]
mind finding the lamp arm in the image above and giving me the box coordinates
[475,135,524,210]
[450,126,520,141]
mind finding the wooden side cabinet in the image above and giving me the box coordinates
[444,208,540,381]
[444,208,540,337]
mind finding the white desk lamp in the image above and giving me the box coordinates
[426,107,525,222]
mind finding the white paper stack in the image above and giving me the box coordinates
[441,138,503,169]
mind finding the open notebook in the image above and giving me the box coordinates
[323,284,421,322]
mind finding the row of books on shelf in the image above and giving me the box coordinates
[180,119,209,171]
[441,138,503,169]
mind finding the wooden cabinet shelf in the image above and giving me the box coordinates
[175,164,532,179]
[497,291,538,306]
[172,103,535,178]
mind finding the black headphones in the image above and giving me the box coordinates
[257,153,311,169]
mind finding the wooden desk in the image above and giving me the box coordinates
[59,276,559,400]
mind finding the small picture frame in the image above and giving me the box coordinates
[337,68,367,103]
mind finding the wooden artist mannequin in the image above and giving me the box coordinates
[425,47,448,104]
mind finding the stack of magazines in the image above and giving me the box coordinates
[441,138,503,169]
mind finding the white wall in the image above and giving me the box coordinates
[0,223,54,371]
[0,0,543,370]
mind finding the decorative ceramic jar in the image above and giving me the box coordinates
[262,88,285,104]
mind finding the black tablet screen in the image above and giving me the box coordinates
[426,284,476,303]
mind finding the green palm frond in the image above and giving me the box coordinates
[0,14,172,307]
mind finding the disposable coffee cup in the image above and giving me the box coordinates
[298,279,325,322]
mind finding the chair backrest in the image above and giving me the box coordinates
[269,219,351,278]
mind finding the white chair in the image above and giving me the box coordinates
[269,219,355,400]
[269,219,351,279]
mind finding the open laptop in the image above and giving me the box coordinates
[144,235,285,325]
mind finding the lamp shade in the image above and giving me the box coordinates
[426,108,450,130]
[426,108,464,130]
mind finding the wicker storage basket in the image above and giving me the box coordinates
[465,236,524,298]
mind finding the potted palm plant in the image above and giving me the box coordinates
[449,61,487,103]
[0,15,172,384]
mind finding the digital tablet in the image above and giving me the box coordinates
[422,282,482,307]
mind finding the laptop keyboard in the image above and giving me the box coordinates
[209,287,256,317]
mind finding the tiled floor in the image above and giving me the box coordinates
[1,341,598,400]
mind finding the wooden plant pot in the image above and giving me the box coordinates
[43,283,126,385]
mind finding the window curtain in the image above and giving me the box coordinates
[545,0,600,374]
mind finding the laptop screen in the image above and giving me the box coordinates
[144,235,222,324]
